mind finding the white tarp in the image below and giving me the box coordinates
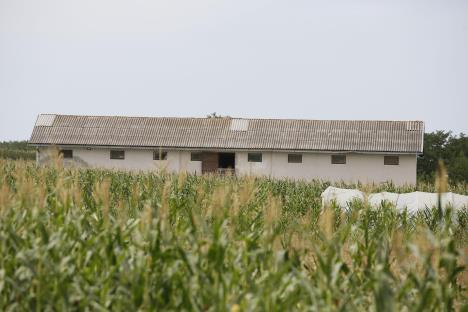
[321,187,365,210]
[321,186,468,214]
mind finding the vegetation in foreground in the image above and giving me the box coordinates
[0,160,467,311]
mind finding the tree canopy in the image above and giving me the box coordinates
[417,131,467,183]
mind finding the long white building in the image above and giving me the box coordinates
[29,114,424,185]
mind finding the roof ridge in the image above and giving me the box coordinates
[38,113,424,123]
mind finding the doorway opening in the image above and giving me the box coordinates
[218,153,235,174]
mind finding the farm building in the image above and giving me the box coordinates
[29,114,424,185]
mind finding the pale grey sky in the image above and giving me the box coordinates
[1,0,467,141]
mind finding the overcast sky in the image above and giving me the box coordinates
[1,0,467,141]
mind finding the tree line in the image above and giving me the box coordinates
[417,131,467,183]
[0,141,35,160]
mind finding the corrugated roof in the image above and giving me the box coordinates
[29,114,424,153]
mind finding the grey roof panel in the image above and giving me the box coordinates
[29,114,424,153]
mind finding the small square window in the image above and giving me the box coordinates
[60,150,73,159]
[288,154,302,163]
[248,153,262,162]
[384,156,399,165]
[110,150,125,160]
[331,154,346,164]
[191,152,202,161]
[153,150,168,160]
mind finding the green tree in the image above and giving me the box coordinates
[417,131,468,183]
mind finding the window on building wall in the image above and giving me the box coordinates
[153,150,168,160]
[110,150,125,160]
[384,155,399,165]
[248,153,262,162]
[60,149,73,159]
[331,154,346,164]
[191,152,202,161]
[288,154,302,163]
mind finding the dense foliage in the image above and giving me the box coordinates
[417,131,468,183]
[0,160,466,311]
[0,141,35,160]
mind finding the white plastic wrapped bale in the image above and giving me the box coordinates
[368,192,399,208]
[396,192,438,214]
[321,186,365,210]
[451,193,468,210]
[322,187,468,214]
[398,192,468,214]
[369,191,468,214]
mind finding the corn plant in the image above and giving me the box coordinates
[0,160,466,311]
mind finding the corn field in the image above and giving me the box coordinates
[0,160,466,311]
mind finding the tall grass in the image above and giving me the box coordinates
[0,159,466,311]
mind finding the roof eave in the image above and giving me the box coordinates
[28,142,422,154]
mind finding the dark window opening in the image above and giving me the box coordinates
[248,153,262,162]
[191,152,202,161]
[153,150,168,160]
[218,153,235,169]
[331,154,346,164]
[60,149,73,159]
[288,154,302,163]
[384,156,399,165]
[110,150,125,160]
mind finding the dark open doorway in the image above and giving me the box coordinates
[218,153,235,171]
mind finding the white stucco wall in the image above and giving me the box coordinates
[37,147,416,185]
[37,147,202,174]
[235,151,416,185]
